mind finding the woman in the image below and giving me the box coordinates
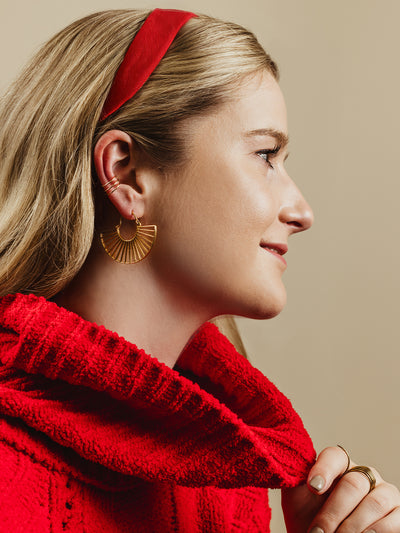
[0,7,398,532]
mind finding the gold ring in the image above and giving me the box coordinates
[344,465,376,493]
[337,444,350,473]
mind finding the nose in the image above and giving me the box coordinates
[278,179,314,234]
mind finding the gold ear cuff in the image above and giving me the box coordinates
[102,176,120,195]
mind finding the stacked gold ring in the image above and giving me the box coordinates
[345,465,376,493]
[102,176,120,195]
[337,445,376,493]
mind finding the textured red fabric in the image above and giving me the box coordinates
[100,8,197,120]
[0,293,316,531]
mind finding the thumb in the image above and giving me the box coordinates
[307,446,351,495]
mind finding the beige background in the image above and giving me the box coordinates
[1,0,399,530]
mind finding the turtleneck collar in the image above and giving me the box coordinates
[0,293,315,489]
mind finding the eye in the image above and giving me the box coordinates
[257,146,280,170]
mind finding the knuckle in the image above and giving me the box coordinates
[336,523,357,533]
[318,446,337,459]
[341,472,368,493]
[369,490,390,514]
[316,508,340,530]
[387,482,400,500]
[325,445,340,455]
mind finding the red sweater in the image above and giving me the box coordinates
[0,293,315,532]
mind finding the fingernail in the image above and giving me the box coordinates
[309,475,325,491]
[310,527,324,533]
[364,530,376,533]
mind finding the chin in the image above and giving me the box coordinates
[252,303,285,320]
[236,287,287,321]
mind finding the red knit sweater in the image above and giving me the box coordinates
[0,293,315,532]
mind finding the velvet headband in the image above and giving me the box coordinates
[100,8,197,121]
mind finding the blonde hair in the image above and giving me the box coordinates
[0,9,279,357]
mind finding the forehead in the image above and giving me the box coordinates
[224,71,288,136]
[182,71,288,146]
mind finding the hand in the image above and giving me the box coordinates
[282,445,400,533]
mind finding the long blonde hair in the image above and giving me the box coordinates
[0,9,279,357]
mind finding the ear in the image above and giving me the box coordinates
[93,129,147,220]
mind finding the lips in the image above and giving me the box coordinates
[260,242,288,255]
[260,242,288,266]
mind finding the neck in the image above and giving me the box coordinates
[52,242,212,368]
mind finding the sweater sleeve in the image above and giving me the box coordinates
[0,294,315,489]
[174,322,316,487]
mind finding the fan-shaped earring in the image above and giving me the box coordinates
[100,211,157,264]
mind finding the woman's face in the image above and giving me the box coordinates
[147,70,314,320]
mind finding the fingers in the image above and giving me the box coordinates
[307,467,379,532]
[308,476,400,533]
[366,505,400,532]
[307,446,356,494]
[339,483,400,532]
[306,446,400,532]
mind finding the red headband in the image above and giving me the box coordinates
[100,8,197,121]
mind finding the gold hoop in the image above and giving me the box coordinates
[100,212,157,264]
[337,444,351,474]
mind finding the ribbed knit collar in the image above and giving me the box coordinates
[0,293,315,489]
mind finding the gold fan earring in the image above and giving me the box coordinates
[100,211,157,264]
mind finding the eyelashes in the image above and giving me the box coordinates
[257,145,281,169]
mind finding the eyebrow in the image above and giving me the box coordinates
[242,128,289,149]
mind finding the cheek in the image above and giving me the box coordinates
[231,171,279,246]
[186,166,278,258]
[148,159,279,291]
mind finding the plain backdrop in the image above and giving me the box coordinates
[1,0,399,530]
